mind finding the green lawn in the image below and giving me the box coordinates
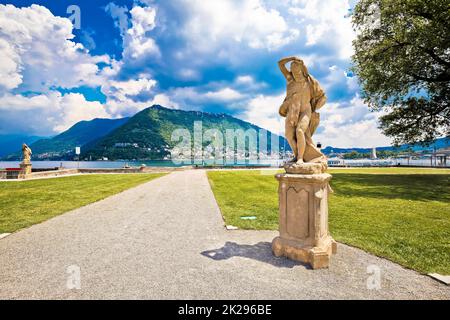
[207,168,450,274]
[0,173,166,233]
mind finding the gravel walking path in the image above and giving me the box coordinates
[0,170,448,299]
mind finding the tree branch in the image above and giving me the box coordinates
[418,46,450,68]
[407,71,450,83]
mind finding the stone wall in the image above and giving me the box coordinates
[0,166,182,180]
[28,169,79,179]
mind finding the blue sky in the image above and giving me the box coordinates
[0,0,391,148]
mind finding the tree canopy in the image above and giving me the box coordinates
[352,0,450,145]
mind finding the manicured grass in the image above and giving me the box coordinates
[207,168,450,274]
[328,167,450,174]
[0,173,166,233]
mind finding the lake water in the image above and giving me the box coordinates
[2,158,445,169]
[0,159,284,169]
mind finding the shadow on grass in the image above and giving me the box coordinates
[201,241,310,269]
[332,174,449,202]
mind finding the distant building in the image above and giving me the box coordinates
[371,147,377,159]
[114,142,139,148]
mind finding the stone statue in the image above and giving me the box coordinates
[278,56,327,173]
[272,56,336,269]
[18,143,32,178]
[22,143,32,164]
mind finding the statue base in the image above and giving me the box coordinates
[283,161,327,174]
[18,163,32,179]
[272,236,337,269]
[272,172,337,269]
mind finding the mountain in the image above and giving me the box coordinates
[82,105,289,160]
[0,134,44,157]
[2,117,129,160]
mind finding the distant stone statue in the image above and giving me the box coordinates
[22,143,32,164]
[19,143,32,178]
[278,56,327,173]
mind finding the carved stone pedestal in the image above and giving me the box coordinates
[18,162,32,179]
[272,173,337,269]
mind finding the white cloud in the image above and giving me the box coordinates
[177,68,200,80]
[100,76,181,116]
[288,0,355,59]
[0,92,109,135]
[322,64,359,96]
[150,93,179,109]
[315,96,391,148]
[164,76,266,109]
[102,78,157,101]
[0,4,169,135]
[104,92,178,117]
[236,75,254,85]
[234,75,267,91]
[0,4,117,135]
[169,86,245,107]
[177,0,298,52]
[0,4,110,93]
[105,2,130,37]
[204,88,244,101]
[123,5,160,60]
[0,38,22,90]
[238,93,285,135]
[53,94,110,133]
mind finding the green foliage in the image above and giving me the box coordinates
[352,0,450,145]
[0,173,166,233]
[208,168,450,274]
[342,149,406,159]
[343,151,369,159]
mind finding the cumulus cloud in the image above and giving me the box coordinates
[177,68,201,81]
[168,86,245,109]
[0,4,168,135]
[178,0,298,52]
[315,96,391,148]
[102,78,157,101]
[122,5,159,60]
[0,92,109,135]
[238,93,285,136]
[106,3,161,65]
[288,0,355,59]
[0,38,22,90]
[105,91,178,117]
[322,65,359,101]
[0,4,110,93]
[204,88,244,101]
[101,77,174,116]
[236,76,254,85]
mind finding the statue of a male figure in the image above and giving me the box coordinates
[278,56,327,165]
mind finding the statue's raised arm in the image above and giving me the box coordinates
[278,56,299,80]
